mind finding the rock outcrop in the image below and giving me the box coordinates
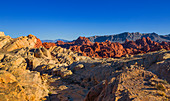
[0,33,43,51]
[56,36,93,49]
[0,52,49,101]
[0,32,5,36]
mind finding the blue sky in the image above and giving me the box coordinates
[0,0,170,40]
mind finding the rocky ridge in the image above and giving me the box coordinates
[0,33,42,52]
[41,32,170,43]
[0,32,170,101]
[88,32,170,43]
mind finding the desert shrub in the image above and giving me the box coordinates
[48,92,52,95]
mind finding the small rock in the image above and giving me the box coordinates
[58,85,68,90]
[150,81,156,86]
[74,64,84,71]
[0,53,4,61]
[52,67,73,78]
[61,70,73,78]
[125,54,129,58]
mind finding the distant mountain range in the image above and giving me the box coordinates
[41,32,170,43]
[41,39,69,43]
[88,32,170,43]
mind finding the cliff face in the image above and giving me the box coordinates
[88,32,170,43]
[56,36,170,58]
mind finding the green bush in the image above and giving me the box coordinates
[48,92,52,95]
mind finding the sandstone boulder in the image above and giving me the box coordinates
[0,32,5,36]
[52,67,73,78]
[34,47,51,59]
[72,64,84,71]
[0,69,49,101]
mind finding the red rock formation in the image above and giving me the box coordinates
[56,40,65,45]
[54,36,170,58]
[33,35,56,49]
[34,37,43,48]
[42,42,56,49]
[92,42,100,52]
[55,36,93,49]
[75,36,93,46]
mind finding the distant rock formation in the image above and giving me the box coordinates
[56,36,170,58]
[56,36,93,49]
[42,42,56,49]
[41,39,69,43]
[88,32,170,43]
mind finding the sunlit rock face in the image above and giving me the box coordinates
[0,33,43,51]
